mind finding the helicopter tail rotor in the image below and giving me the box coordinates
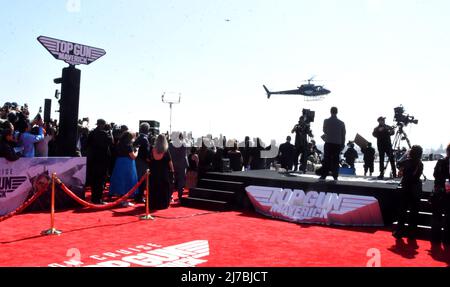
[263,85,271,99]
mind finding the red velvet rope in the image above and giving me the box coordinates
[56,173,147,210]
[0,187,49,222]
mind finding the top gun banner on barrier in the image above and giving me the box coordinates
[0,157,86,216]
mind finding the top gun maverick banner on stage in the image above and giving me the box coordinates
[0,158,86,216]
[246,185,384,226]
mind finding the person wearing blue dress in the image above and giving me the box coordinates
[109,131,139,207]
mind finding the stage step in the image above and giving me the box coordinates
[198,178,244,192]
[189,188,236,202]
[419,199,432,212]
[180,197,231,211]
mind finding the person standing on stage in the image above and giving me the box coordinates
[249,138,265,170]
[319,107,346,181]
[86,119,113,204]
[228,140,243,172]
[343,141,358,169]
[133,122,151,203]
[240,136,252,170]
[430,143,450,245]
[372,116,397,179]
[392,145,423,239]
[362,142,376,176]
[292,116,313,173]
[277,136,295,171]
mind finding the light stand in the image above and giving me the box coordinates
[161,92,181,135]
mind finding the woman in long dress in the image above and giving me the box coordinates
[149,134,174,210]
[109,131,139,207]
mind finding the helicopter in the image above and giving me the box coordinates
[263,77,331,99]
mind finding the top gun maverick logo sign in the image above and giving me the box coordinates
[38,36,106,66]
[246,186,383,226]
[0,172,26,198]
[0,158,86,216]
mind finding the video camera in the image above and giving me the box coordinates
[302,109,315,124]
[394,105,418,126]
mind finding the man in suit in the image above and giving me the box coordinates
[86,119,113,204]
[319,107,346,181]
[278,136,295,171]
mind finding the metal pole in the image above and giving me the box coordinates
[140,170,154,220]
[169,103,173,135]
[41,173,62,235]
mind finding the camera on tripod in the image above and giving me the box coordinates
[302,109,315,124]
[394,105,418,126]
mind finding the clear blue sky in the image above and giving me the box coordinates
[1,0,449,149]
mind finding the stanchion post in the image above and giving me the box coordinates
[41,173,63,235]
[140,170,154,220]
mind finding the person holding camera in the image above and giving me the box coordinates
[431,143,450,245]
[319,107,346,181]
[344,141,358,170]
[392,145,424,239]
[372,116,397,179]
[17,117,44,158]
[292,116,313,173]
[362,142,376,176]
[0,128,20,161]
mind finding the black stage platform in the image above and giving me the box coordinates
[182,170,434,229]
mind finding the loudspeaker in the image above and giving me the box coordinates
[57,66,81,156]
[139,120,160,135]
[44,99,51,123]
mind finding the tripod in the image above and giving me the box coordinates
[384,123,411,176]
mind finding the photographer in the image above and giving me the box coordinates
[362,142,376,177]
[392,145,423,239]
[431,143,450,244]
[344,141,358,169]
[372,116,397,179]
[17,116,44,158]
[292,115,313,173]
[0,128,20,161]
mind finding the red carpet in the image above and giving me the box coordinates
[1,195,450,267]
